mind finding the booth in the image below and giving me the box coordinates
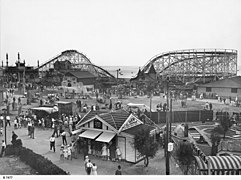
[31,107,59,127]
[75,109,157,163]
[57,101,75,116]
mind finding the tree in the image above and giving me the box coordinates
[133,127,159,167]
[175,140,194,175]
[210,126,223,155]
[219,113,232,138]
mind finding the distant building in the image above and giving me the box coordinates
[130,64,157,83]
[2,53,39,89]
[197,76,241,100]
[62,70,97,90]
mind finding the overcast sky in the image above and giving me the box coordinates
[1,0,241,68]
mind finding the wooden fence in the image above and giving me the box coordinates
[144,110,213,124]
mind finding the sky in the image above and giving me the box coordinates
[1,0,241,68]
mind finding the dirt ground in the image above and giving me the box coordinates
[1,92,240,175]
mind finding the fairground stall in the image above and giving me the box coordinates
[194,155,241,175]
[31,107,59,127]
[56,101,78,116]
[75,109,157,163]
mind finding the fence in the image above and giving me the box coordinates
[144,110,213,124]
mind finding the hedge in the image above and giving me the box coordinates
[5,139,68,175]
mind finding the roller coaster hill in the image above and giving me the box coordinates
[131,49,238,94]
[36,50,117,89]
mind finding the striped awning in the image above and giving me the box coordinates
[195,155,241,171]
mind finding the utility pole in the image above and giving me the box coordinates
[170,98,172,142]
[116,68,121,97]
[3,108,7,145]
[165,78,170,175]
[150,91,152,120]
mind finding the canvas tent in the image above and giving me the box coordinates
[194,155,241,175]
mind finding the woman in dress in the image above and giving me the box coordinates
[92,163,98,175]
[101,143,107,160]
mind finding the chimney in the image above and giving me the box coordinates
[37,60,39,67]
[6,53,8,67]
[2,61,3,67]
[18,52,20,61]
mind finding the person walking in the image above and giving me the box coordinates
[49,135,56,152]
[53,123,58,137]
[27,120,32,136]
[30,124,35,139]
[84,155,90,173]
[86,159,93,175]
[61,130,67,145]
[115,165,122,175]
[6,116,11,127]
[0,140,6,157]
[92,163,98,175]
[209,102,213,110]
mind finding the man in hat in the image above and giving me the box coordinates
[6,116,11,127]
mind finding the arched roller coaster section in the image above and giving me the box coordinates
[36,50,115,79]
[142,49,237,83]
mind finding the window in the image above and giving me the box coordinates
[206,87,211,92]
[72,77,75,81]
[88,122,90,128]
[94,119,102,129]
[231,88,237,93]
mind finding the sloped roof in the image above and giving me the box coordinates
[99,109,130,130]
[147,64,156,74]
[198,76,241,88]
[65,71,96,79]
[77,109,130,131]
[122,124,156,136]
[77,110,105,127]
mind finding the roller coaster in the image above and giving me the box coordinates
[35,50,116,87]
[141,49,237,84]
[37,50,115,79]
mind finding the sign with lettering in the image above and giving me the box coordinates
[121,114,143,131]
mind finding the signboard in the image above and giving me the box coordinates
[121,114,143,131]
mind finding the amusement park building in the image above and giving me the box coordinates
[62,71,96,89]
[197,76,241,100]
[75,110,156,163]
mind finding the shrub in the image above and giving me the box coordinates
[12,139,23,147]
[5,141,68,175]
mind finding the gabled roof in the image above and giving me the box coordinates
[65,70,96,79]
[99,109,130,131]
[76,110,106,128]
[198,76,241,88]
[147,64,156,75]
[122,124,156,136]
[77,109,130,131]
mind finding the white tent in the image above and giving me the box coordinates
[126,103,155,112]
